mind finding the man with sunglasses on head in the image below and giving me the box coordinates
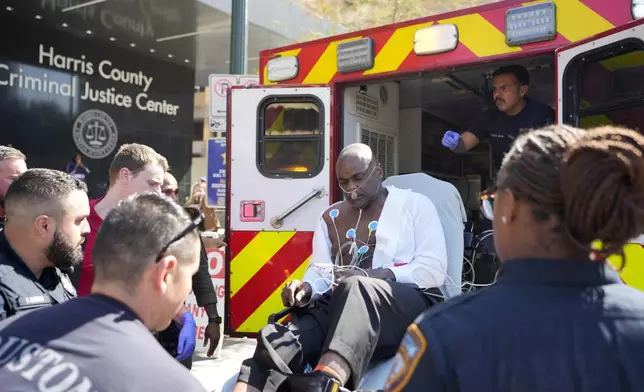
[160,172,223,363]
[0,169,89,321]
[76,143,197,364]
[441,65,554,178]
[234,143,448,392]
[0,192,207,391]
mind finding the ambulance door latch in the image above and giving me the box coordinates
[240,200,265,222]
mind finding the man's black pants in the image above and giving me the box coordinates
[238,276,439,391]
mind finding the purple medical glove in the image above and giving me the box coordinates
[442,130,460,150]
[176,312,196,361]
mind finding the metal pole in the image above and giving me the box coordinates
[229,0,248,74]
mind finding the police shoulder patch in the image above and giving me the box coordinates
[384,323,428,392]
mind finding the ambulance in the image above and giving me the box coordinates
[223,0,644,342]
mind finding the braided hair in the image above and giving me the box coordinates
[498,125,644,258]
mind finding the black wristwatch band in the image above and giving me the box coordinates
[209,316,222,324]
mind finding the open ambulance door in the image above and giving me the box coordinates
[556,18,644,292]
[226,85,333,336]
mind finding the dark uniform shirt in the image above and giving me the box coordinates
[0,231,76,320]
[385,258,644,392]
[0,294,207,391]
[470,98,555,173]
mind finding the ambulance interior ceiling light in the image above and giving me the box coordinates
[336,37,375,74]
[267,56,299,82]
[413,24,459,56]
[505,1,557,46]
[633,0,644,19]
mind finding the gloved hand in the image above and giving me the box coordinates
[176,312,196,361]
[441,130,460,150]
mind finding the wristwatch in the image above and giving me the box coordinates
[208,316,222,325]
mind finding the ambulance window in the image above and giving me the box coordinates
[257,96,324,178]
[563,38,644,132]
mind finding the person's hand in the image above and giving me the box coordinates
[281,280,311,307]
[176,312,196,361]
[442,130,460,150]
[203,322,221,357]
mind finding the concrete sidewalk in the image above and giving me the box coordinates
[191,337,257,392]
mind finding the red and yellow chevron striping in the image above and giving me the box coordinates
[260,0,632,86]
[229,231,314,333]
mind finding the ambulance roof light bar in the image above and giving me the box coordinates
[413,24,459,56]
[633,0,644,19]
[267,56,299,82]
[505,1,557,46]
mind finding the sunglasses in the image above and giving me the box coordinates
[155,211,204,262]
[478,187,496,221]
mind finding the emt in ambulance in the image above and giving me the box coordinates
[234,143,448,392]
[442,65,555,174]
[0,169,88,320]
[76,143,197,362]
[385,125,644,392]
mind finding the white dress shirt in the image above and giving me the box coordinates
[303,185,448,301]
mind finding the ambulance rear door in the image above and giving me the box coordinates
[556,18,644,128]
[556,18,644,291]
[226,85,333,336]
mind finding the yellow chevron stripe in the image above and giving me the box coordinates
[601,51,644,71]
[579,99,613,128]
[363,22,434,76]
[263,48,302,85]
[302,36,363,84]
[237,256,310,332]
[522,0,614,43]
[438,13,521,58]
[230,232,296,295]
[608,244,644,292]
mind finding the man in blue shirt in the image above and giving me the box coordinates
[442,65,555,174]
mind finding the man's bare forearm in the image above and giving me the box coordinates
[453,138,468,152]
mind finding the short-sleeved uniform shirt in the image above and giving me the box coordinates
[78,198,103,296]
[470,99,555,173]
[0,294,207,391]
[384,259,644,392]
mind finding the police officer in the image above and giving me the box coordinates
[384,125,644,391]
[0,145,27,227]
[442,65,555,176]
[0,168,90,320]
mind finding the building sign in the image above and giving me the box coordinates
[207,138,226,208]
[0,45,181,116]
[0,15,194,198]
[72,109,119,159]
[209,74,259,132]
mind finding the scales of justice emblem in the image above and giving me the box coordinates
[72,109,119,159]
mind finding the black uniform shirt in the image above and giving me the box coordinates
[0,294,206,391]
[385,258,644,392]
[0,231,76,320]
[470,99,555,173]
